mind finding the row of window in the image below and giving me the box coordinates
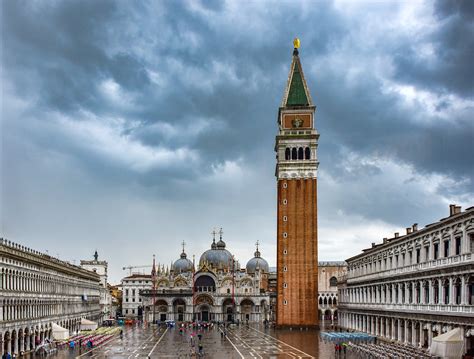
[349,234,472,277]
[124,280,151,284]
[319,297,337,306]
[340,275,474,306]
[0,268,97,295]
[124,297,142,303]
[2,300,100,321]
[284,147,311,160]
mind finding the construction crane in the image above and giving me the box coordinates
[122,265,152,276]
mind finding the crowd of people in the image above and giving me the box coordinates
[173,321,232,357]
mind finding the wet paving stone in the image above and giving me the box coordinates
[48,324,359,358]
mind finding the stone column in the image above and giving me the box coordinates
[412,322,417,346]
[420,280,424,304]
[19,335,23,355]
[450,233,456,257]
[428,325,433,349]
[449,277,454,305]
[6,339,11,356]
[438,279,443,304]
[428,279,433,305]
[391,318,395,340]
[420,322,425,348]
[398,319,402,342]
[461,275,468,305]
[404,320,408,343]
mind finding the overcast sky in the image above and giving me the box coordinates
[1,0,473,283]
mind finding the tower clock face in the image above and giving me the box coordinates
[292,118,303,128]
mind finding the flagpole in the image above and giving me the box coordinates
[232,255,235,323]
[192,254,195,322]
[152,255,156,324]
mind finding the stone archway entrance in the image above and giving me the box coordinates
[4,331,10,355]
[222,298,234,322]
[199,305,210,322]
[195,294,214,322]
[240,299,254,323]
[155,300,168,322]
[173,299,186,322]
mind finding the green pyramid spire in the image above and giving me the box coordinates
[286,62,309,106]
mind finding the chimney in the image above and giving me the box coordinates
[406,227,412,235]
[412,223,418,232]
[371,242,376,248]
[383,238,387,244]
[394,232,399,238]
[449,204,456,216]
[454,205,461,214]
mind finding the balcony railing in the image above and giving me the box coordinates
[140,289,193,296]
[347,253,472,283]
[338,302,474,315]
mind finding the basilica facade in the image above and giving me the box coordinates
[123,231,273,323]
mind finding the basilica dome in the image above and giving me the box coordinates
[173,251,193,273]
[199,234,235,270]
[246,246,269,274]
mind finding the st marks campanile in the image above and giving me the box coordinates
[275,39,319,328]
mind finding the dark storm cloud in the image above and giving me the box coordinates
[393,0,474,97]
[316,68,474,185]
[2,0,473,280]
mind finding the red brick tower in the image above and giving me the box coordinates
[275,40,319,328]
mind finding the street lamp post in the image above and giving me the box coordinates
[232,255,236,323]
[192,254,196,322]
[151,255,156,325]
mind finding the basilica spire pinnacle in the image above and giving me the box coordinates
[211,228,217,249]
[254,240,261,258]
[151,254,156,277]
[293,37,300,56]
[180,240,188,259]
[217,227,226,249]
[281,37,313,108]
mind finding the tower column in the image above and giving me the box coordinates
[275,39,319,328]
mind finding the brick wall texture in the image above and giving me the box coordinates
[277,178,318,327]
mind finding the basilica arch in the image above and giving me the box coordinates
[155,299,169,322]
[240,299,255,322]
[194,273,216,293]
[195,294,214,322]
[173,298,186,322]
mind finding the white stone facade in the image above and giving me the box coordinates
[338,205,474,355]
[318,261,347,324]
[0,239,102,356]
[140,266,271,324]
[121,274,152,318]
[81,252,113,322]
[121,237,273,323]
